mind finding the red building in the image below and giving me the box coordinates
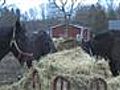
[51,24,91,41]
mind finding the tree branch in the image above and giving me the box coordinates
[53,0,67,13]
[0,0,5,5]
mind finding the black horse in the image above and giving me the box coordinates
[0,19,33,68]
[0,19,57,68]
[82,31,120,76]
[0,26,13,60]
[21,29,57,60]
[10,19,33,68]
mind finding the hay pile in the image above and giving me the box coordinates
[0,47,120,90]
[0,52,23,85]
[53,37,78,51]
[107,76,120,90]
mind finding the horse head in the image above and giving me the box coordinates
[10,19,33,68]
[0,26,13,60]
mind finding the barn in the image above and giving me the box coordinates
[50,24,91,41]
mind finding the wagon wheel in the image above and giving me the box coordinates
[89,78,107,90]
[52,76,70,90]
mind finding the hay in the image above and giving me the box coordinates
[107,76,120,90]
[38,47,111,77]
[0,47,113,90]
[53,37,78,51]
[0,52,24,86]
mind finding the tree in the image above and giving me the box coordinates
[98,0,118,19]
[47,0,63,23]
[0,0,5,14]
[21,12,30,21]
[0,0,5,6]
[53,0,78,22]
[16,8,21,18]
[52,0,79,37]
[88,3,108,34]
[40,4,46,20]
[74,5,91,25]
[116,3,120,19]
[74,3,108,34]
[29,8,38,20]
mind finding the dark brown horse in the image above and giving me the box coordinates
[0,26,13,60]
[12,20,57,68]
[0,19,33,68]
[0,19,57,68]
[82,31,120,76]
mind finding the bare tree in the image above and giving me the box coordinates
[29,8,38,20]
[97,0,119,11]
[105,0,119,19]
[40,4,46,21]
[0,0,5,6]
[52,0,79,37]
[98,0,118,19]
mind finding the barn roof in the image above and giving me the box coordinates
[51,24,84,29]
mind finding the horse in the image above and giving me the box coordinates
[0,26,14,60]
[23,30,57,60]
[0,19,57,68]
[82,31,120,76]
[11,19,57,68]
[10,19,33,68]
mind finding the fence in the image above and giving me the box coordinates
[51,76,107,90]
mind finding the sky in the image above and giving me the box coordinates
[3,0,46,13]
[1,0,119,20]
[2,0,98,13]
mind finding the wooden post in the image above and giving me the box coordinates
[52,76,70,90]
